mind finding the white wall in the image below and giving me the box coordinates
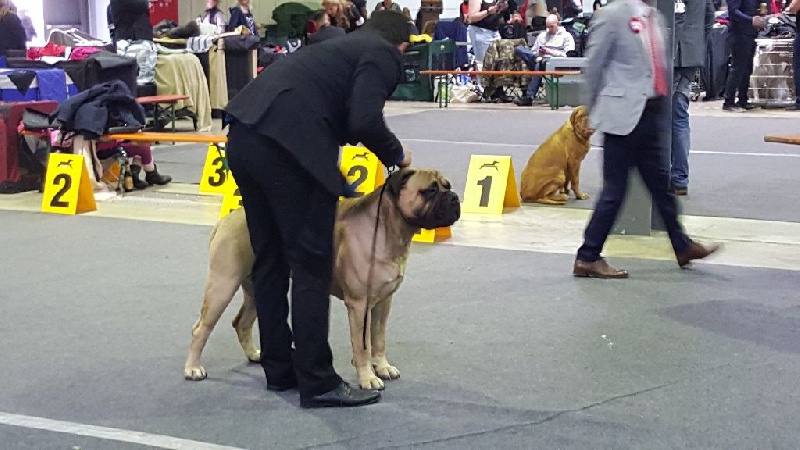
[89,0,111,41]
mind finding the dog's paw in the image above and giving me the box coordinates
[184,366,208,381]
[359,375,385,390]
[575,192,589,200]
[374,364,400,381]
[245,348,261,363]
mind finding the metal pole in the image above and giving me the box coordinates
[610,0,674,236]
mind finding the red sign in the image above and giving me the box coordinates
[149,0,178,26]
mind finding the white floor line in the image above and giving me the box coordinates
[0,412,245,450]
[402,138,800,158]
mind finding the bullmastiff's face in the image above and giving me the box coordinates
[387,168,461,230]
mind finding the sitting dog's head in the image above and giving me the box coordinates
[570,105,594,141]
[385,168,461,230]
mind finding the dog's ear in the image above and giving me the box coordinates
[569,107,582,128]
[385,168,415,197]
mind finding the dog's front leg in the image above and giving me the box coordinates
[346,301,384,390]
[371,296,400,381]
[567,164,589,200]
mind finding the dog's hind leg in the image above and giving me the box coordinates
[535,180,569,205]
[370,296,400,382]
[346,301,384,390]
[184,271,243,381]
[232,276,260,363]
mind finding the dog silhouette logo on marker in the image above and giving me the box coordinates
[57,161,73,169]
[480,160,500,171]
[351,152,370,161]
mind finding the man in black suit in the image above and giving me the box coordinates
[307,9,346,45]
[224,10,413,409]
[722,0,766,111]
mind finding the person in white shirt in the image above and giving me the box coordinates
[197,0,227,35]
[513,14,575,106]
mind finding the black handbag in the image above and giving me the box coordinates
[21,108,53,131]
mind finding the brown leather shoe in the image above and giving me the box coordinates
[573,258,629,279]
[676,241,721,268]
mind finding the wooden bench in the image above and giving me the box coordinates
[136,95,190,132]
[764,134,800,145]
[420,70,582,110]
[103,131,227,144]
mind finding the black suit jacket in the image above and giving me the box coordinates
[307,25,346,45]
[225,31,405,196]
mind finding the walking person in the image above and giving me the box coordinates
[670,0,715,195]
[223,11,413,408]
[784,0,800,109]
[574,0,719,279]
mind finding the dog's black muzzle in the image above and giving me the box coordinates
[406,191,461,230]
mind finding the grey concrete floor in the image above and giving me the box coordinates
[1,104,799,449]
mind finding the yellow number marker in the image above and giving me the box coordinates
[412,226,452,243]
[41,153,97,215]
[219,175,243,219]
[200,143,229,194]
[339,146,385,198]
[461,155,520,215]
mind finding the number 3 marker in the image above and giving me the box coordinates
[461,155,520,215]
[200,143,229,194]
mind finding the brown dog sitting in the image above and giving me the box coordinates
[520,106,595,204]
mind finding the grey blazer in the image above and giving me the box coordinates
[583,0,669,136]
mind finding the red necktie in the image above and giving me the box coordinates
[646,16,668,97]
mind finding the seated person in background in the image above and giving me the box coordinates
[228,0,258,35]
[513,14,574,106]
[307,9,346,44]
[109,0,153,41]
[401,7,420,33]
[323,0,364,33]
[0,0,26,55]
[198,0,227,35]
[374,0,402,14]
[95,141,172,190]
[500,11,527,39]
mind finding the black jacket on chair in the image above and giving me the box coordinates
[224,31,405,196]
[52,80,146,139]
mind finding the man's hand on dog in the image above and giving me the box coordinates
[398,148,413,168]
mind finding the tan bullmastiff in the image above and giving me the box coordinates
[184,168,461,390]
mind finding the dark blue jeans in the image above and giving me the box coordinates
[671,67,694,189]
[515,45,546,98]
[577,98,691,262]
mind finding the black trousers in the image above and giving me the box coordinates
[226,122,342,399]
[577,97,691,262]
[724,32,757,106]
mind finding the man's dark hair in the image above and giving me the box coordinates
[312,9,327,23]
[360,10,412,46]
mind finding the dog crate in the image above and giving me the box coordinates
[749,38,794,107]
[544,56,586,107]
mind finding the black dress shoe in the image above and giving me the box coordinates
[300,382,381,408]
[737,103,757,111]
[514,96,533,107]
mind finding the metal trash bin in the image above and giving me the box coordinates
[544,57,586,107]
